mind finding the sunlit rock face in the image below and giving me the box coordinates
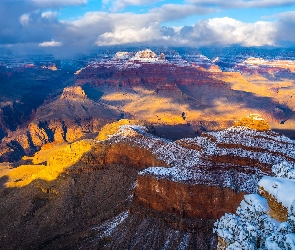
[0,85,120,162]
[234,114,270,131]
[74,50,294,138]
[60,86,87,101]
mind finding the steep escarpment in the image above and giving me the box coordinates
[78,122,295,229]
[133,174,246,220]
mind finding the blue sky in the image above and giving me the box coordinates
[1,0,295,55]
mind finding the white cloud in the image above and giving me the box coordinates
[41,11,58,19]
[63,10,285,48]
[70,4,215,46]
[185,17,277,46]
[20,14,30,26]
[96,25,160,45]
[104,0,160,11]
[188,0,295,8]
[39,40,63,47]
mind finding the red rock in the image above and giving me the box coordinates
[133,174,246,219]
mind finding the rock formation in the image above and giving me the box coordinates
[234,114,270,131]
[0,85,120,162]
[60,86,87,101]
[74,51,294,139]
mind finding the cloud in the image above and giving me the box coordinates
[20,14,30,26]
[41,11,58,19]
[179,17,276,46]
[96,25,161,45]
[43,10,295,49]
[1,0,295,56]
[0,0,84,45]
[72,4,215,46]
[188,0,295,8]
[274,11,295,46]
[39,40,63,47]
[69,11,158,46]
[104,0,160,11]
[150,4,216,22]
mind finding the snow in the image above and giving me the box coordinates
[272,161,295,179]
[240,194,269,212]
[215,192,295,249]
[103,124,295,193]
[259,176,295,213]
[215,160,295,250]
[286,234,295,250]
[92,211,128,237]
[177,233,190,250]
[265,238,281,250]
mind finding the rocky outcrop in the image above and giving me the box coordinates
[60,86,87,101]
[87,124,295,228]
[258,186,289,222]
[258,174,295,222]
[75,60,217,88]
[96,119,150,141]
[234,114,270,131]
[72,141,168,172]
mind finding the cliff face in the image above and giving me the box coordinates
[76,62,218,88]
[133,174,246,220]
[73,141,168,172]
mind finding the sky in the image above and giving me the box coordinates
[1,0,295,56]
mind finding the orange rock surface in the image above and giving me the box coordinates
[133,174,246,219]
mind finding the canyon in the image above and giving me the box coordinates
[1,48,295,249]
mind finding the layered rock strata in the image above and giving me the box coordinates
[96,124,295,227]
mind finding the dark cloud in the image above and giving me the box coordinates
[0,0,86,45]
[160,26,176,37]
[274,11,295,46]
